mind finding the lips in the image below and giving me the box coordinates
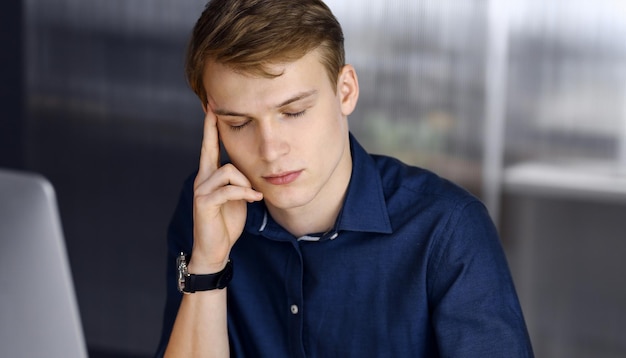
[263,170,302,185]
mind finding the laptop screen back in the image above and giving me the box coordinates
[0,169,87,358]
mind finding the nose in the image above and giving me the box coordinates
[258,120,289,162]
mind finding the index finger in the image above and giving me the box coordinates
[197,104,220,181]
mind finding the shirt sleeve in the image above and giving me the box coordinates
[154,174,195,357]
[427,199,534,357]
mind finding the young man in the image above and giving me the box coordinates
[157,0,533,356]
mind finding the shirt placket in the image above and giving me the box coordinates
[286,240,306,358]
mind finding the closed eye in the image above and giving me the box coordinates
[284,110,306,118]
[228,120,251,132]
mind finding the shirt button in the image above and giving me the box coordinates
[290,304,299,315]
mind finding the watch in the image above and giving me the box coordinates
[177,252,233,293]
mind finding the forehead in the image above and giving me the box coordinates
[202,49,332,110]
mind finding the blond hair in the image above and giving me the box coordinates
[185,0,345,103]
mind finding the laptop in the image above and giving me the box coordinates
[0,168,87,358]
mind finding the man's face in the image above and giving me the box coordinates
[202,49,359,214]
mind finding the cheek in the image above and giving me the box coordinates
[225,150,258,185]
[220,135,254,170]
[307,99,344,133]
[317,105,348,140]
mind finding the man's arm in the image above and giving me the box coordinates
[163,107,263,357]
[165,289,229,357]
[427,200,534,357]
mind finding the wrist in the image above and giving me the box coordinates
[187,254,229,274]
[188,244,230,273]
[177,253,233,293]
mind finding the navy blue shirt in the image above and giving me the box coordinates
[157,134,533,357]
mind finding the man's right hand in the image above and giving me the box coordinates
[189,105,263,274]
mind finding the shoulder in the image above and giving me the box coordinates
[367,154,496,252]
[371,154,479,211]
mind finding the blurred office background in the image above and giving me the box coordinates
[1,0,625,356]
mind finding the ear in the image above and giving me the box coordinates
[337,64,359,116]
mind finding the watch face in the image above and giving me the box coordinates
[176,253,188,293]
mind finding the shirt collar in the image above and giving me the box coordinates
[245,133,393,240]
[335,133,392,234]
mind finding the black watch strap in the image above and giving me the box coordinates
[178,254,233,293]
[184,261,233,292]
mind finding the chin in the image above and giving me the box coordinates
[262,189,315,211]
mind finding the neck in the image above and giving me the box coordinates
[266,188,347,238]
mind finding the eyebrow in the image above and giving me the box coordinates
[277,89,318,108]
[213,90,318,118]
